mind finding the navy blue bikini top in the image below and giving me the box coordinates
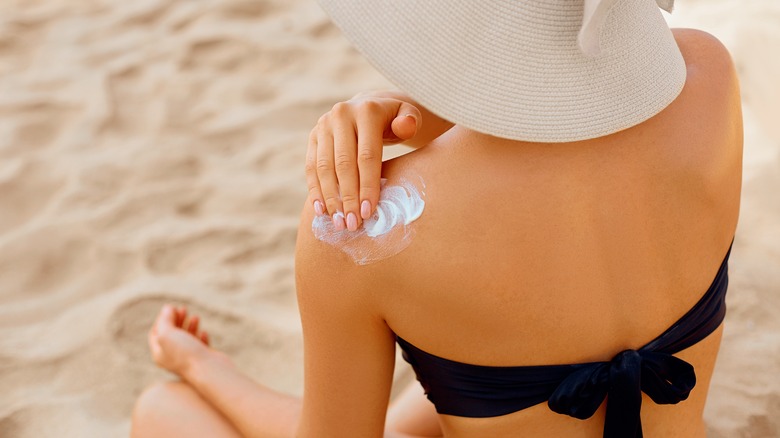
[397,244,732,438]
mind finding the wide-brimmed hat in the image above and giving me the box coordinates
[317,0,685,143]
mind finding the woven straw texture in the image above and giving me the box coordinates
[317,0,687,142]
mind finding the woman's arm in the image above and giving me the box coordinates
[294,201,398,437]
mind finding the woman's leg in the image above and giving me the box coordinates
[141,305,301,437]
[385,382,443,438]
[133,380,441,438]
[137,305,440,437]
[131,381,241,438]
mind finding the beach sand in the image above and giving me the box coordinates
[0,0,777,436]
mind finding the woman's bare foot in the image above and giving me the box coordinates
[148,304,232,378]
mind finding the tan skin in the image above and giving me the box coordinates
[132,29,742,437]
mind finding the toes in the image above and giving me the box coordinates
[187,315,200,335]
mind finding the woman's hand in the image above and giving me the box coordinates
[148,304,228,378]
[306,94,422,232]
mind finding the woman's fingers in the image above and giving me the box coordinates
[355,99,419,218]
[309,96,422,228]
[316,114,345,230]
[200,331,210,346]
[305,128,326,216]
[332,103,361,231]
[355,107,385,219]
[391,102,422,141]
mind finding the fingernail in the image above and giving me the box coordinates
[361,200,371,219]
[347,212,358,231]
[405,114,418,125]
[332,212,346,231]
[314,200,324,215]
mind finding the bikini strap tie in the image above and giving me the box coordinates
[547,348,696,438]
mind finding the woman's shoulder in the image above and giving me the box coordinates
[673,29,732,64]
[294,196,401,302]
[651,29,743,181]
[671,28,741,111]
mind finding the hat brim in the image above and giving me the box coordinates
[318,0,686,143]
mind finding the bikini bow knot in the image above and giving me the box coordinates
[548,348,696,438]
[580,0,675,56]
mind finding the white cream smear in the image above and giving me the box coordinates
[312,177,425,265]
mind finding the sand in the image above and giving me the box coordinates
[0,0,777,437]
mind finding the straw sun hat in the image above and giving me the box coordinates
[317,0,686,143]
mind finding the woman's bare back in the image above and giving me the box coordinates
[369,29,742,437]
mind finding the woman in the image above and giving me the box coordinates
[131,0,742,436]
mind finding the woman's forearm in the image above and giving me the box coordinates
[183,353,301,438]
[355,89,455,148]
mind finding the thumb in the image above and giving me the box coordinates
[390,103,422,141]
